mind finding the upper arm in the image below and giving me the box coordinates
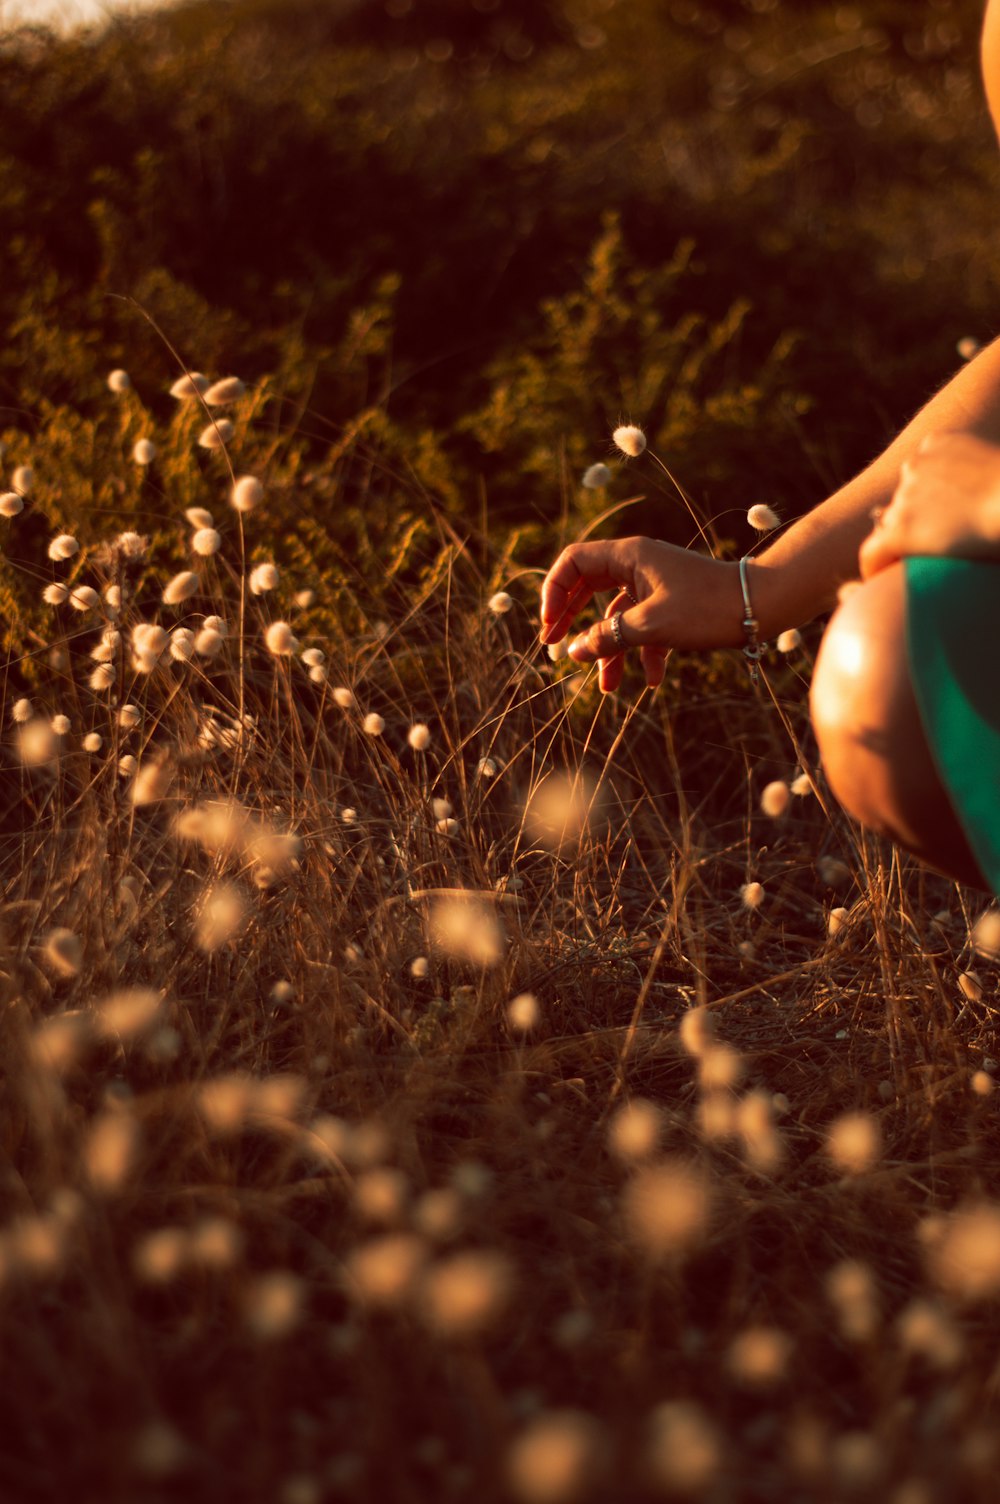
[982,0,1000,142]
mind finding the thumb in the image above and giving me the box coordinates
[567,605,643,662]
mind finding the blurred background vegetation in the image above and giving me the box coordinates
[1,0,998,562]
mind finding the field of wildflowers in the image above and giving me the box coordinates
[4,0,1000,1499]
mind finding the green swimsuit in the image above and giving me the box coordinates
[906,557,1000,896]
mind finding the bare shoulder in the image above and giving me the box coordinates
[982,0,1000,139]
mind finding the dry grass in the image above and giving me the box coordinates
[2,376,1000,1504]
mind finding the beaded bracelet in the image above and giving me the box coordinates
[738,555,764,685]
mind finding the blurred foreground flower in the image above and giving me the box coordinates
[621,1158,712,1259]
[525,771,594,848]
[507,1411,607,1504]
[582,463,612,489]
[428,895,504,967]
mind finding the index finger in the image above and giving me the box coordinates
[539,541,631,643]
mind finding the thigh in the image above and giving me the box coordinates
[809,564,989,890]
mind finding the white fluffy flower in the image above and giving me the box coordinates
[69,585,101,613]
[301,647,325,668]
[169,628,195,662]
[192,527,221,556]
[582,463,612,489]
[295,588,315,609]
[776,628,801,653]
[231,476,263,513]
[333,687,355,709]
[48,534,79,561]
[476,757,498,778]
[194,627,224,658]
[12,697,32,724]
[363,713,385,736]
[747,503,781,532]
[957,337,980,361]
[114,531,147,560]
[0,492,23,517]
[612,425,646,457]
[107,369,131,393]
[203,377,246,406]
[308,665,326,684]
[83,732,103,752]
[408,723,431,751]
[89,664,115,691]
[43,583,68,605]
[249,563,279,595]
[198,419,234,450]
[488,591,513,615]
[11,465,33,495]
[104,584,122,610]
[741,881,764,911]
[185,507,214,529]
[265,621,295,656]
[50,714,71,736]
[162,572,199,606]
[118,704,141,730]
[760,781,790,818]
[169,371,209,400]
[118,754,137,777]
[132,438,157,466]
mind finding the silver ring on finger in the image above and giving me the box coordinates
[610,611,626,651]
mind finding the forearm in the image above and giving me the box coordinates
[749,336,1000,637]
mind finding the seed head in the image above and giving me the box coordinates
[132,761,173,806]
[185,506,214,529]
[407,722,431,750]
[265,621,295,656]
[107,368,131,393]
[169,628,195,661]
[621,1158,712,1258]
[11,465,33,495]
[926,1203,1000,1300]
[477,756,498,778]
[50,714,71,736]
[410,956,429,979]
[972,909,1000,960]
[83,732,103,752]
[959,970,983,1002]
[428,895,504,966]
[105,583,122,610]
[740,880,764,911]
[231,475,263,512]
[828,906,850,937]
[12,696,32,724]
[489,591,514,614]
[507,992,540,1033]
[776,628,801,653]
[194,881,249,951]
[243,1271,304,1340]
[608,1098,663,1161]
[249,562,279,595]
[84,1112,140,1194]
[169,371,209,399]
[191,527,221,556]
[645,1403,720,1494]
[132,438,157,466]
[418,1249,514,1339]
[582,463,612,489]
[363,712,385,736]
[203,376,246,406]
[790,771,813,797]
[162,571,199,606]
[301,647,325,667]
[747,503,781,531]
[345,1233,427,1309]
[333,686,355,709]
[198,419,234,449]
[89,664,115,691]
[760,780,790,818]
[612,424,646,457]
[826,1112,880,1174]
[0,492,24,517]
[48,534,79,561]
[957,337,980,361]
[507,1411,607,1504]
[69,585,100,613]
[194,627,223,658]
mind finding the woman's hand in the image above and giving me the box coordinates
[859,431,1000,579]
[539,535,744,694]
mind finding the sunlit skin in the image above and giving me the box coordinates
[540,2,1000,891]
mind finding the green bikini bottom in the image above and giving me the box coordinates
[906,556,1000,896]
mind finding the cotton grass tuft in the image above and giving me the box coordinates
[169,371,209,399]
[265,621,295,656]
[363,712,385,736]
[194,882,249,952]
[249,562,279,595]
[608,1099,663,1162]
[740,881,764,911]
[198,419,234,449]
[747,503,780,531]
[0,492,24,517]
[231,475,263,512]
[612,424,646,457]
[48,534,79,561]
[203,376,246,406]
[191,527,221,556]
[488,591,514,614]
[407,722,431,751]
[506,992,540,1033]
[107,369,131,392]
[12,465,33,495]
[760,780,790,818]
[582,463,612,489]
[132,438,157,466]
[506,1412,606,1504]
[162,571,199,606]
[777,628,802,653]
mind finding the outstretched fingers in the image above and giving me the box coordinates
[539,540,635,644]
